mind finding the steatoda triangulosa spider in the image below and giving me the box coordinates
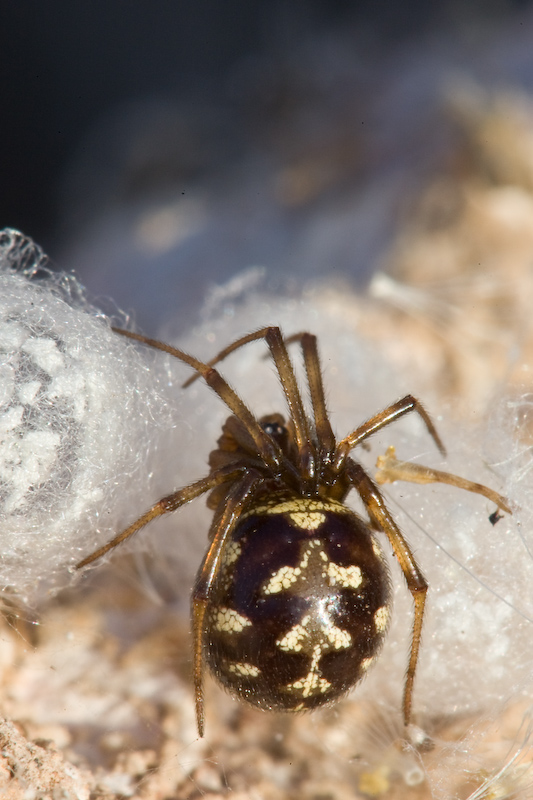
[77,326,510,737]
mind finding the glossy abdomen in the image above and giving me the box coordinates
[202,495,392,711]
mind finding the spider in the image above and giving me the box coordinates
[77,325,510,737]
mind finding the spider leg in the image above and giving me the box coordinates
[191,469,264,736]
[181,329,276,387]
[346,459,427,728]
[263,327,312,464]
[185,326,310,449]
[375,446,511,513]
[289,332,336,460]
[111,327,285,475]
[335,394,446,468]
[76,463,251,569]
[262,330,337,462]
[175,326,315,480]
[182,328,302,387]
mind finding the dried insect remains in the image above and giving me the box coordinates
[77,326,510,737]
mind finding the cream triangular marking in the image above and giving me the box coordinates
[327,562,362,589]
[213,606,252,633]
[262,539,321,595]
[277,603,353,698]
[374,605,389,633]
[262,538,363,596]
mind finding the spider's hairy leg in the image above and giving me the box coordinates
[346,459,427,729]
[263,327,312,463]
[179,326,315,479]
[335,394,446,468]
[76,464,249,569]
[263,330,336,460]
[375,446,511,514]
[295,332,336,459]
[191,469,263,737]
[110,327,285,474]
[183,326,310,445]
[182,327,305,388]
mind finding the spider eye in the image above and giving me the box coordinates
[260,418,289,450]
[262,421,286,438]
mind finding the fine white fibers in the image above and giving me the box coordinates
[0,230,177,605]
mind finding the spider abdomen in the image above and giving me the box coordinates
[202,494,392,712]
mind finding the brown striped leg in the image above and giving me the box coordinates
[297,333,336,460]
[335,394,446,468]
[76,463,250,569]
[346,459,427,728]
[375,446,511,514]
[173,326,315,479]
[112,327,284,473]
[191,470,263,736]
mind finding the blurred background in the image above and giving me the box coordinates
[4,6,533,796]
[2,0,533,330]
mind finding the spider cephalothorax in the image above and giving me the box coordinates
[77,326,510,736]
